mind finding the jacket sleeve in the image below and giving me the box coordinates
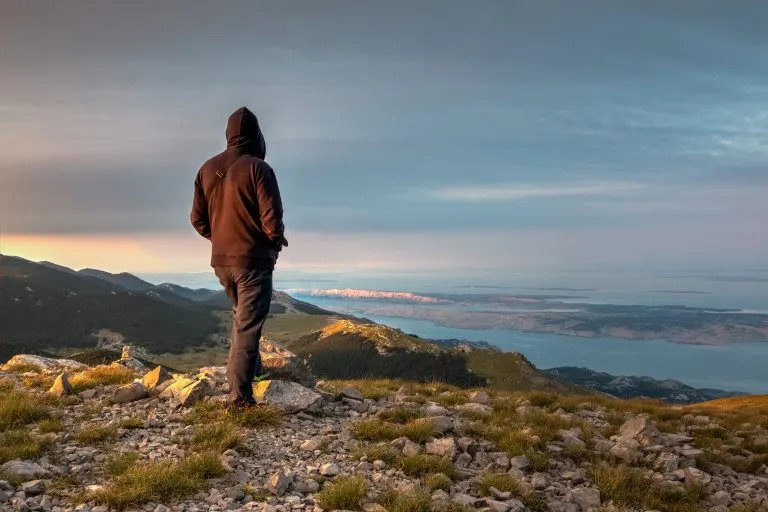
[254,162,285,245]
[190,171,211,240]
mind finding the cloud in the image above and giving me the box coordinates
[425,181,650,202]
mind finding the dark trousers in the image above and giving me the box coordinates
[213,267,273,402]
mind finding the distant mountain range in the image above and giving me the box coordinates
[544,366,747,404]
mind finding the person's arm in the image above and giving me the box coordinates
[190,171,211,240]
[255,162,285,247]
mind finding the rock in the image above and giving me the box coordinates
[489,488,511,500]
[253,380,322,414]
[80,389,98,399]
[683,467,712,486]
[0,461,50,480]
[426,438,457,459]
[531,473,548,491]
[403,439,424,456]
[618,416,662,446]
[510,456,531,471]
[363,504,388,512]
[428,416,455,434]
[563,436,586,451]
[111,382,149,404]
[2,354,87,373]
[452,494,482,507]
[159,377,212,407]
[294,479,321,494]
[485,500,511,512]
[142,366,173,390]
[455,403,493,416]
[267,470,294,496]
[548,503,579,512]
[20,480,46,496]
[593,439,613,455]
[260,339,316,388]
[710,490,730,507]
[610,439,641,463]
[319,463,340,476]
[423,404,450,417]
[505,499,526,512]
[655,452,680,473]
[300,439,322,452]
[338,387,364,402]
[469,391,491,404]
[49,372,73,397]
[458,437,478,455]
[567,488,601,510]
[489,452,510,470]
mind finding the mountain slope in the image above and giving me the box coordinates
[0,255,222,360]
[544,366,746,404]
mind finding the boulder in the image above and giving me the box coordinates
[423,403,450,417]
[142,366,173,390]
[2,354,86,374]
[427,415,455,434]
[20,480,46,496]
[337,387,364,402]
[0,461,51,480]
[111,382,149,404]
[655,452,680,473]
[267,469,294,496]
[610,439,641,463]
[469,391,491,405]
[683,467,712,486]
[455,403,493,416]
[426,438,458,459]
[49,372,74,397]
[260,339,316,388]
[253,380,321,414]
[618,415,662,446]
[159,377,212,407]
[567,488,601,510]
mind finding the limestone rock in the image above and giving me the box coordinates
[142,366,173,390]
[426,438,457,459]
[0,461,51,480]
[2,354,87,373]
[20,480,46,496]
[610,439,641,462]
[427,415,455,434]
[403,439,424,456]
[469,391,491,404]
[319,463,340,476]
[485,499,511,512]
[338,387,364,402]
[655,452,680,473]
[111,382,149,404]
[619,415,662,446]
[455,403,493,416]
[253,380,322,413]
[159,377,212,407]
[267,470,294,496]
[260,338,316,388]
[49,372,73,397]
[567,487,601,510]
[683,467,712,486]
[423,403,450,417]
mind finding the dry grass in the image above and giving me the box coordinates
[75,424,117,444]
[120,417,144,429]
[0,387,51,431]
[70,365,135,392]
[354,417,435,444]
[190,422,243,453]
[590,461,707,512]
[316,476,367,512]
[182,400,283,428]
[477,472,520,496]
[378,406,423,424]
[353,444,403,465]
[37,418,63,433]
[3,362,41,374]
[425,472,453,492]
[86,452,226,510]
[377,489,431,512]
[106,452,140,476]
[0,430,54,464]
[320,379,406,400]
[399,455,455,478]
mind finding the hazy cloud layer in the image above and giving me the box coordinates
[1,0,767,268]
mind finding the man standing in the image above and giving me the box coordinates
[191,107,287,407]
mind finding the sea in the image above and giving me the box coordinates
[138,268,768,394]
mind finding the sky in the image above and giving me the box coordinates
[1,0,767,275]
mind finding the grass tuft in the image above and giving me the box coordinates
[0,430,53,464]
[227,404,283,428]
[75,424,117,444]
[70,365,135,392]
[477,472,520,496]
[37,417,63,433]
[353,444,403,465]
[378,407,423,424]
[425,473,453,492]
[106,451,140,476]
[400,455,455,478]
[316,476,367,511]
[0,388,51,431]
[120,417,144,429]
[87,451,226,510]
[190,422,243,453]
[377,489,431,512]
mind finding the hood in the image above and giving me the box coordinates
[226,107,266,159]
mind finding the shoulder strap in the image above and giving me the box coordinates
[204,155,243,203]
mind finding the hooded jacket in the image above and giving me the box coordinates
[191,107,285,269]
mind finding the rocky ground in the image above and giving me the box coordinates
[0,347,766,512]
